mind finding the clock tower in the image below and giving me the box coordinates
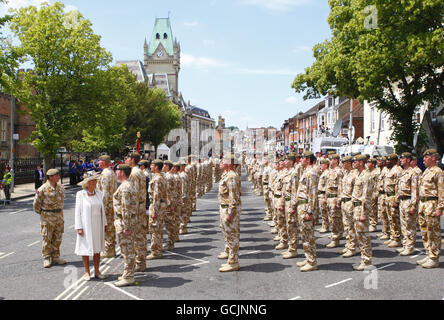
[144,17,180,102]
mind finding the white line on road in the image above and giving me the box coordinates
[179,261,210,269]
[63,280,87,300]
[0,252,14,260]
[27,240,40,247]
[72,286,89,301]
[165,250,207,263]
[189,226,217,232]
[410,249,426,259]
[375,263,396,271]
[104,282,143,300]
[289,296,301,300]
[240,250,260,256]
[9,209,28,215]
[325,278,353,288]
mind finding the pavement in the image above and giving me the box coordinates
[0,170,443,300]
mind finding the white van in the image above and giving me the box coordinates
[363,145,394,157]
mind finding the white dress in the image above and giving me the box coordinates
[89,193,104,254]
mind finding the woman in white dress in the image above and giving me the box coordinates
[75,171,108,280]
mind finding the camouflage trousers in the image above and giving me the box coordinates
[327,197,343,241]
[274,198,288,244]
[318,194,329,231]
[256,177,263,195]
[386,195,402,242]
[418,200,442,260]
[399,199,417,251]
[191,186,197,210]
[197,181,205,197]
[165,205,180,245]
[369,197,378,228]
[148,204,166,256]
[103,207,116,255]
[342,200,357,252]
[117,229,135,280]
[180,198,191,230]
[354,205,372,265]
[220,207,241,264]
[271,194,278,225]
[40,211,64,259]
[134,212,147,268]
[285,201,299,252]
[297,203,316,265]
[378,194,390,236]
[263,186,272,219]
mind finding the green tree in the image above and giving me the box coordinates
[0,0,19,88]
[5,2,115,170]
[124,84,182,154]
[292,0,444,153]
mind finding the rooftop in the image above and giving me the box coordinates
[147,18,174,57]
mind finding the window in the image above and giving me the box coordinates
[156,33,160,39]
[370,107,375,132]
[163,33,168,39]
[380,113,384,131]
[328,97,333,107]
[1,119,7,142]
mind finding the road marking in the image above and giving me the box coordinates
[410,249,425,259]
[165,251,207,263]
[27,240,40,247]
[375,263,395,271]
[189,226,217,232]
[325,278,353,288]
[72,286,89,300]
[0,252,14,260]
[289,296,301,300]
[240,250,260,256]
[179,261,210,269]
[63,280,88,300]
[9,209,28,215]
[104,282,143,300]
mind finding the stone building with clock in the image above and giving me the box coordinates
[116,17,215,153]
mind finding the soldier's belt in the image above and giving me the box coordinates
[386,192,395,197]
[220,204,229,209]
[116,214,122,219]
[297,199,308,205]
[342,198,352,203]
[327,194,338,198]
[420,197,438,202]
[353,201,362,207]
[41,209,62,213]
[274,194,281,198]
[263,182,269,185]
[285,197,291,202]
[318,191,326,195]
[399,196,411,201]
[379,191,385,195]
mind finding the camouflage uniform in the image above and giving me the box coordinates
[97,167,117,256]
[339,168,357,253]
[113,180,137,280]
[352,169,374,265]
[318,168,329,232]
[368,167,379,230]
[376,166,390,238]
[262,164,273,220]
[285,166,300,253]
[384,164,403,244]
[219,169,241,265]
[185,160,197,214]
[179,169,190,233]
[326,166,343,243]
[129,166,147,268]
[33,181,65,260]
[273,169,288,246]
[296,165,318,267]
[164,171,178,247]
[418,165,444,262]
[148,173,168,257]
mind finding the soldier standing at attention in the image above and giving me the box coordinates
[384,154,403,248]
[147,160,168,260]
[376,157,390,240]
[128,153,147,272]
[97,155,118,258]
[295,151,319,272]
[113,164,137,287]
[416,149,443,269]
[366,158,379,233]
[395,152,418,256]
[162,160,176,251]
[317,159,330,233]
[186,155,197,212]
[262,159,273,222]
[273,160,288,250]
[338,156,357,257]
[34,169,66,268]
[138,160,151,236]
[351,155,374,271]
[170,162,183,246]
[325,154,344,248]
[179,161,190,235]
[217,155,241,272]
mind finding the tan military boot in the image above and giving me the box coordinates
[421,258,439,269]
[275,242,288,250]
[396,247,405,253]
[399,248,415,256]
[296,260,307,267]
[268,222,276,227]
[342,250,356,258]
[101,251,116,259]
[219,263,240,272]
[317,227,328,233]
[114,277,135,287]
[379,234,390,240]
[146,253,162,260]
[300,263,318,272]
[264,216,271,221]
[43,257,52,268]
[217,252,229,259]
[282,251,298,259]
[369,225,377,233]
[270,228,278,234]
[387,240,402,248]
[339,247,348,254]
[52,257,67,265]
[326,240,340,248]
[383,239,392,245]
[416,256,429,265]
[273,235,281,241]
[135,265,146,272]
[353,263,372,271]
[163,243,175,251]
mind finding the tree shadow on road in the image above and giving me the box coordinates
[137,276,193,288]
[372,249,399,258]
[146,264,198,274]
[319,262,353,271]
[240,252,276,260]
[241,229,264,234]
[240,262,291,273]
[240,244,275,251]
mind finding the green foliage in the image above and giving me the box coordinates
[0,0,19,88]
[292,0,444,152]
[124,84,182,149]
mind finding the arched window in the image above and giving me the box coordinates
[156,33,160,39]
[163,33,168,39]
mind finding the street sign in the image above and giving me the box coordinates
[13,134,19,141]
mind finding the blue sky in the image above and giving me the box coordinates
[1,0,331,130]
